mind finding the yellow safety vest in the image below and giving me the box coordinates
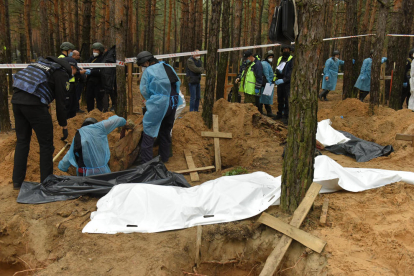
[273,55,293,82]
[58,54,75,83]
[239,62,257,95]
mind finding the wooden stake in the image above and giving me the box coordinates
[175,166,215,174]
[319,198,329,225]
[201,131,232,139]
[257,212,326,253]
[127,63,133,115]
[395,133,414,147]
[213,115,222,172]
[195,225,202,267]
[184,150,200,182]
[259,183,322,276]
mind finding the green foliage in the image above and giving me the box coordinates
[223,167,248,176]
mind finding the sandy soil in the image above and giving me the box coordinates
[1,80,414,276]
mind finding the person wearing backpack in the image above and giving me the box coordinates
[11,57,76,190]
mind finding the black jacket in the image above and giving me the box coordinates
[85,54,105,83]
[282,57,294,85]
[11,56,71,127]
[404,57,412,84]
[186,57,203,84]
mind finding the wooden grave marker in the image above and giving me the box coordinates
[395,134,414,147]
[176,150,215,182]
[319,198,329,226]
[201,115,232,172]
[259,183,323,276]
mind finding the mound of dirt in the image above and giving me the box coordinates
[170,99,287,170]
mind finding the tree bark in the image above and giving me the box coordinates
[82,0,92,61]
[281,0,327,213]
[232,0,243,72]
[4,0,12,95]
[69,1,74,43]
[174,0,178,53]
[91,0,96,42]
[135,0,140,53]
[39,0,50,57]
[204,0,209,50]
[250,0,256,45]
[389,0,413,110]
[127,0,133,56]
[369,0,390,115]
[256,0,264,47]
[202,0,222,128]
[317,0,333,94]
[24,0,33,61]
[166,0,172,52]
[188,0,195,51]
[54,0,60,54]
[343,0,359,99]
[196,0,204,50]
[162,0,167,53]
[109,0,115,46]
[364,0,377,59]
[115,0,127,119]
[75,0,80,48]
[100,0,106,43]
[19,12,27,63]
[144,0,151,50]
[60,0,67,41]
[216,0,230,100]
[149,0,156,52]
[0,0,11,131]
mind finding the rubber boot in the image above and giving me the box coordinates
[318,90,329,101]
[265,105,276,118]
[359,91,369,102]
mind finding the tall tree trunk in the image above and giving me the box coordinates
[162,0,167,53]
[54,0,61,54]
[174,0,178,53]
[127,0,133,56]
[68,1,74,43]
[82,0,92,61]
[91,0,96,42]
[144,0,151,50]
[100,0,106,43]
[204,0,209,50]
[232,0,243,72]
[364,0,377,59]
[0,0,11,131]
[109,0,115,46]
[60,0,67,41]
[317,0,333,94]
[188,0,195,51]
[20,13,27,63]
[343,0,359,99]
[105,0,110,46]
[281,0,327,213]
[196,0,203,49]
[5,0,12,95]
[75,0,80,48]
[149,0,156,52]
[166,0,172,52]
[135,0,140,53]
[40,0,50,57]
[115,0,127,119]
[202,0,222,128]
[243,0,248,46]
[370,0,390,115]
[250,0,256,45]
[24,0,33,61]
[256,0,264,46]
[389,0,414,110]
[216,0,230,100]
[48,0,55,56]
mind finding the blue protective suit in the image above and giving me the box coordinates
[140,62,181,138]
[322,57,345,91]
[260,60,275,105]
[58,115,126,176]
[354,58,372,92]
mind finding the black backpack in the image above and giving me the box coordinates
[269,0,295,44]
[100,45,116,91]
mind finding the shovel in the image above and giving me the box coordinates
[53,140,71,162]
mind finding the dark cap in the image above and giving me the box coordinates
[63,57,80,71]
[243,50,253,58]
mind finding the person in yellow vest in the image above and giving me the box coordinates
[237,50,263,107]
[273,45,293,119]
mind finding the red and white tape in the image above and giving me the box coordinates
[322,34,376,41]
[387,34,414,37]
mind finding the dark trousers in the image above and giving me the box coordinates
[277,84,289,117]
[12,104,54,184]
[140,105,177,164]
[402,85,410,107]
[86,81,104,112]
[66,83,77,119]
[258,104,272,114]
[359,90,369,102]
[189,83,201,111]
[75,82,85,111]
[103,89,117,112]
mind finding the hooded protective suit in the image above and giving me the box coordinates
[322,57,344,91]
[260,60,274,105]
[140,62,182,138]
[354,58,372,92]
[58,115,126,176]
[409,59,414,110]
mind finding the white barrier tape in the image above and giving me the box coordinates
[78,63,116,68]
[291,34,376,44]
[387,34,414,37]
[0,64,29,69]
[217,43,281,52]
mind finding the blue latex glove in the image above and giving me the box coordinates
[255,88,260,95]
[275,79,284,85]
[85,69,91,75]
[381,57,387,64]
[403,82,408,88]
[352,59,355,64]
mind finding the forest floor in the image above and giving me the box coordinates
[1,80,414,276]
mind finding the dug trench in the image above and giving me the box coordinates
[2,93,414,275]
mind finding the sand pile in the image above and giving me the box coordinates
[171,99,287,169]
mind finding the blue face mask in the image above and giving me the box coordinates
[246,59,251,64]
[69,52,73,57]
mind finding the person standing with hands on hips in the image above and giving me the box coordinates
[11,56,76,190]
[186,50,204,112]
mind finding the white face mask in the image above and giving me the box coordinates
[268,58,273,63]
[195,56,200,60]
[93,52,99,57]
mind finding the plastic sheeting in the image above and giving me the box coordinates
[83,155,414,234]
[17,157,190,204]
[325,131,394,162]
[316,119,350,147]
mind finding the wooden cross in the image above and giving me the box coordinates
[176,150,215,182]
[201,115,232,172]
[258,183,325,276]
[396,134,414,147]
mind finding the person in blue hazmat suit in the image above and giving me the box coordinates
[259,50,276,117]
[319,50,345,101]
[58,116,134,176]
[136,51,182,164]
[354,50,388,102]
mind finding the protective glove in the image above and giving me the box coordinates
[352,59,355,65]
[403,82,408,88]
[85,69,91,75]
[61,129,68,141]
[381,57,387,64]
[275,79,284,85]
[235,78,240,84]
[125,119,136,130]
[255,88,260,95]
